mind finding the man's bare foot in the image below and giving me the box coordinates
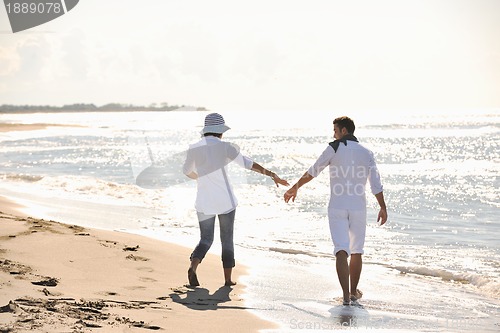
[351,289,363,300]
[224,281,237,286]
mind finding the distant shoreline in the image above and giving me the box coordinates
[0,123,84,132]
[0,103,208,114]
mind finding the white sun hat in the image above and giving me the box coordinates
[201,113,231,134]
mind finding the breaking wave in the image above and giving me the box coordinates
[392,265,500,298]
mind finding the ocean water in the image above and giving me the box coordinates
[0,110,499,332]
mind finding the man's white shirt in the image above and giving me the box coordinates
[307,140,383,211]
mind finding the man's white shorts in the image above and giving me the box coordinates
[328,208,367,256]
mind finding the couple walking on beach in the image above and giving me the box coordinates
[182,113,387,306]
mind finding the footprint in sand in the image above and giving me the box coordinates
[97,240,118,248]
[131,322,162,330]
[124,286,147,291]
[137,267,154,273]
[139,277,157,283]
[125,254,149,261]
[123,245,140,252]
[102,291,119,296]
[32,277,58,287]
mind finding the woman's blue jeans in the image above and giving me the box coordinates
[190,209,236,268]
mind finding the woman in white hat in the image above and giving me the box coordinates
[183,113,289,286]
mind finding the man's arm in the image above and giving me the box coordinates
[375,191,387,225]
[284,171,314,203]
[284,145,331,203]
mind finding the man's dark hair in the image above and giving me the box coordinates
[333,116,355,134]
[204,133,222,138]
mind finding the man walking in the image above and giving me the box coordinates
[284,116,387,305]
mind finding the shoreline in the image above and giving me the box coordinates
[0,196,277,332]
[0,123,85,132]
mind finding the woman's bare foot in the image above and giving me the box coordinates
[349,289,363,306]
[223,267,236,287]
[188,268,200,287]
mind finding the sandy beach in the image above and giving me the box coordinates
[0,196,276,332]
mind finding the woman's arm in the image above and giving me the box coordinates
[251,162,289,187]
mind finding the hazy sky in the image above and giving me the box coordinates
[1,0,499,112]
